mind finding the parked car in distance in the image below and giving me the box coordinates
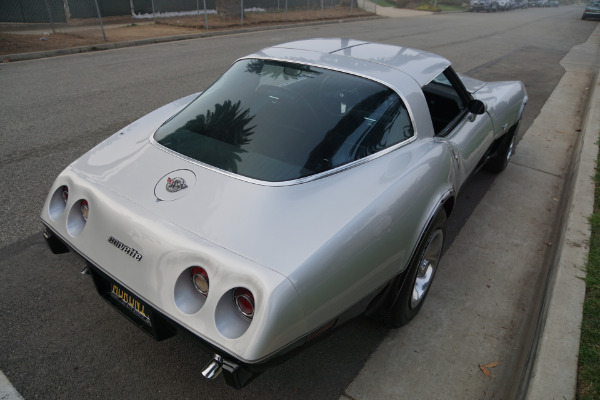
[582,0,600,18]
[529,0,546,6]
[497,0,510,10]
[470,0,498,11]
[548,0,559,6]
[41,38,527,389]
[515,0,529,8]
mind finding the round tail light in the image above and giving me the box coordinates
[80,200,89,221]
[233,288,254,320]
[190,267,209,296]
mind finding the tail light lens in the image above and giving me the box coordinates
[233,288,254,320]
[190,267,209,296]
[62,186,69,203]
[80,200,89,221]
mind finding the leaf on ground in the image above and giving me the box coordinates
[482,361,499,368]
[479,364,492,377]
[478,361,499,377]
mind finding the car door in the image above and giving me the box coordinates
[422,67,494,188]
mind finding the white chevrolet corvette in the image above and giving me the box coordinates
[41,38,527,388]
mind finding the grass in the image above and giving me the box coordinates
[372,0,397,7]
[415,3,441,10]
[436,3,469,11]
[413,2,468,11]
[577,136,600,400]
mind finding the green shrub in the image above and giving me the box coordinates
[438,0,463,5]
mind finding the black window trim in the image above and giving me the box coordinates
[430,67,475,138]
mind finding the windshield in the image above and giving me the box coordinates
[154,59,413,182]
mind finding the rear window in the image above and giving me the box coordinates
[154,59,413,182]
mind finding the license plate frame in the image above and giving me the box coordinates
[88,265,176,341]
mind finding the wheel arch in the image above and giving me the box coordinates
[365,188,454,318]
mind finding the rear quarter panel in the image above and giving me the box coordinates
[287,138,455,331]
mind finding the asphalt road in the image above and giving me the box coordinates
[0,6,597,399]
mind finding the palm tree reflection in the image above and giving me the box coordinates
[164,99,255,174]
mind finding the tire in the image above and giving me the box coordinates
[383,210,447,328]
[484,121,518,173]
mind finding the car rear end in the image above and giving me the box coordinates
[40,162,309,387]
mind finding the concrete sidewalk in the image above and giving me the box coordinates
[362,0,434,17]
[524,25,600,400]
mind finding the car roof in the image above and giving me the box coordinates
[245,38,451,87]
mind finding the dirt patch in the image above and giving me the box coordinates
[0,7,373,59]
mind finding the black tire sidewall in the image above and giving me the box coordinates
[484,122,518,173]
[387,210,447,328]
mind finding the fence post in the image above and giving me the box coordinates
[93,0,107,41]
[43,0,56,33]
[203,0,208,29]
[63,0,71,22]
[241,0,244,26]
[151,0,156,23]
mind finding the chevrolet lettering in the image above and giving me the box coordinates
[108,236,142,261]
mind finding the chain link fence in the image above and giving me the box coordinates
[1,0,371,37]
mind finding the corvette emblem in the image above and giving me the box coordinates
[166,177,188,193]
[155,169,196,201]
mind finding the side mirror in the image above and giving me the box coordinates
[468,99,486,115]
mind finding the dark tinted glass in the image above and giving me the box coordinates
[154,59,413,182]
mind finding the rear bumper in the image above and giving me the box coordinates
[583,10,600,18]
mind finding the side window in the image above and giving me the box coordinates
[422,69,467,135]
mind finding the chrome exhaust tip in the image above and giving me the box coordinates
[202,354,239,380]
[202,354,223,379]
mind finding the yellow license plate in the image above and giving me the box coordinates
[109,282,152,326]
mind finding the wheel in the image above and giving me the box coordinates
[485,119,520,173]
[484,122,518,173]
[382,210,447,328]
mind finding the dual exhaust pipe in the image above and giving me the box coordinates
[202,354,239,380]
